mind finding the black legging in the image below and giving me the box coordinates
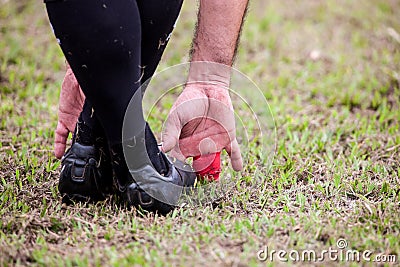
[45,0,183,171]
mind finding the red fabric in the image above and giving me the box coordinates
[193,152,221,181]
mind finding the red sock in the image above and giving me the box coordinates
[193,152,221,181]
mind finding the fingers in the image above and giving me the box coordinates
[225,138,243,171]
[161,114,181,153]
[54,68,83,159]
[54,121,69,159]
[77,85,85,105]
[169,146,186,162]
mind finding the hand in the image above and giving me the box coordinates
[161,83,243,175]
[54,67,85,159]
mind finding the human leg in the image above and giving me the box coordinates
[45,0,195,212]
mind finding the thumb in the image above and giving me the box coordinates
[225,138,243,171]
[54,121,69,159]
[161,114,181,153]
[169,147,186,162]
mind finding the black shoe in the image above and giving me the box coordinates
[59,142,114,202]
[110,143,196,215]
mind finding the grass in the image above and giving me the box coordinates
[1,0,399,266]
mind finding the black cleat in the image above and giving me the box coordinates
[59,142,114,202]
[110,144,196,215]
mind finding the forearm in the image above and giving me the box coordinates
[187,0,248,86]
[190,0,249,66]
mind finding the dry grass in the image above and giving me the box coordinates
[0,0,399,266]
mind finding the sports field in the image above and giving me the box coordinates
[0,0,399,266]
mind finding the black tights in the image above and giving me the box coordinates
[45,0,183,171]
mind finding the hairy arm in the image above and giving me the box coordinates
[162,0,248,176]
[191,0,248,66]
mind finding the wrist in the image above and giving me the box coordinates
[187,61,231,88]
